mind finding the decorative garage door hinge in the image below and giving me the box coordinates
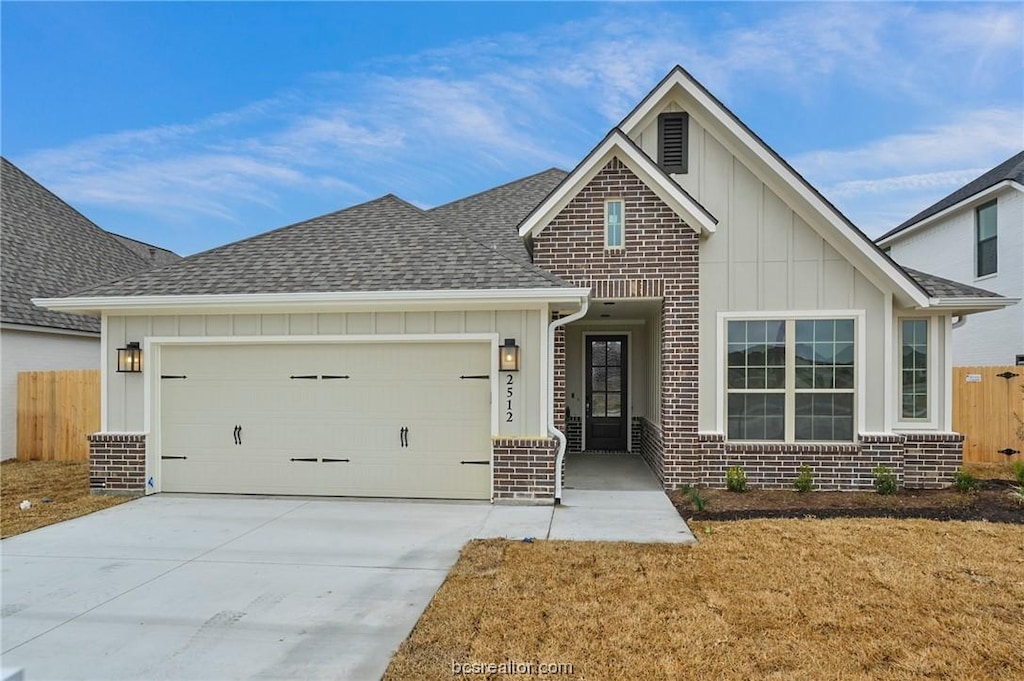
[460,460,489,465]
[321,458,350,463]
[289,457,318,462]
[161,455,188,460]
[459,375,489,379]
[161,375,187,379]
[289,457,351,463]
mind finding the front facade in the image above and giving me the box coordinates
[39,68,1014,502]
[877,152,1024,366]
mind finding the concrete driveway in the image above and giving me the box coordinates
[2,461,691,681]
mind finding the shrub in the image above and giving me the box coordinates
[952,467,980,493]
[1011,460,1024,486]
[678,484,709,512]
[872,466,898,495]
[793,465,814,493]
[726,466,748,493]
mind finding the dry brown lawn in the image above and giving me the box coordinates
[386,519,1024,681]
[1,460,132,538]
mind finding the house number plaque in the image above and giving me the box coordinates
[505,374,514,423]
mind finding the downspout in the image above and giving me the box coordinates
[952,315,967,330]
[548,295,590,503]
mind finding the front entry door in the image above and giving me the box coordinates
[585,335,628,450]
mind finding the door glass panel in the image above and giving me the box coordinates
[591,393,606,417]
[606,393,621,417]
[592,366,607,391]
[607,341,621,366]
[606,366,621,392]
[592,341,606,366]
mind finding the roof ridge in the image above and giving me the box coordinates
[429,167,567,213]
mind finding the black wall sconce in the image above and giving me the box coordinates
[499,338,520,372]
[116,342,143,373]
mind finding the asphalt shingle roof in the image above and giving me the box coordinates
[1,157,180,332]
[903,268,1002,299]
[878,150,1024,242]
[110,233,182,269]
[71,194,570,297]
[428,168,567,263]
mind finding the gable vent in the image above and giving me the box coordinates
[658,112,689,174]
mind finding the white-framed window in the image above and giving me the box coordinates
[726,317,856,442]
[605,199,624,249]
[976,200,997,277]
[900,319,928,420]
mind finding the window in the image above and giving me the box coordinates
[727,318,855,441]
[900,319,928,420]
[976,200,997,277]
[605,199,624,248]
[658,112,689,173]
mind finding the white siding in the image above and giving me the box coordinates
[1,327,100,459]
[887,186,1024,366]
[104,309,545,438]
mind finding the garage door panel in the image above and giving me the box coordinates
[160,342,492,499]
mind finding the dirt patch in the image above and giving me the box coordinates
[672,465,1023,524]
[385,520,1024,680]
[1,460,133,539]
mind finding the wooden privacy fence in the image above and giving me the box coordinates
[954,366,1023,463]
[17,370,100,461]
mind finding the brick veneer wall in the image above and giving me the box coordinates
[88,433,146,495]
[695,432,961,490]
[492,438,557,503]
[566,416,582,453]
[532,156,700,491]
[639,418,665,483]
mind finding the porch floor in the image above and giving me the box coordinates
[564,451,661,491]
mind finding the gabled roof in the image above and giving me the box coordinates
[518,128,718,238]
[64,194,571,298]
[904,268,1001,299]
[110,233,182,269]
[0,157,179,333]
[876,150,1024,244]
[429,168,567,264]
[618,65,932,308]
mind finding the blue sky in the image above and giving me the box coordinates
[3,2,1022,256]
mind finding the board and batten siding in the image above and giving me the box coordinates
[633,101,890,432]
[104,309,545,438]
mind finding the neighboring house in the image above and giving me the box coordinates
[1,157,180,459]
[876,152,1024,366]
[38,67,1015,502]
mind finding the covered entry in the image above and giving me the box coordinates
[157,341,492,499]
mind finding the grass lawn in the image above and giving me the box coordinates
[1,460,133,539]
[385,519,1024,680]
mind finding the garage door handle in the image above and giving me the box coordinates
[400,427,408,448]
[233,425,242,445]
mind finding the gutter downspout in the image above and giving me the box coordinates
[548,295,590,503]
[952,315,967,330]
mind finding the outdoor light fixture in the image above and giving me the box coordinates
[499,338,520,372]
[116,342,143,373]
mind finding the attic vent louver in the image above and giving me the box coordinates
[658,112,689,174]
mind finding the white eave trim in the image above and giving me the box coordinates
[33,287,593,315]
[924,296,1020,312]
[876,180,1023,247]
[517,129,718,238]
[618,67,930,308]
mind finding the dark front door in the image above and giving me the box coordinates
[585,335,628,451]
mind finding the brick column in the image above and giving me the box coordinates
[492,438,558,503]
[88,433,146,495]
[661,282,700,489]
[904,433,963,488]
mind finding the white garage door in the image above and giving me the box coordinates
[159,342,492,499]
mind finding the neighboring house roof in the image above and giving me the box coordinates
[518,128,718,238]
[904,268,1002,299]
[429,168,567,264]
[66,194,571,298]
[0,157,180,333]
[110,233,182,268]
[877,150,1024,244]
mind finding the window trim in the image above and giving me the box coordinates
[895,314,939,430]
[975,199,997,278]
[717,310,866,441]
[604,198,625,250]
[898,318,929,422]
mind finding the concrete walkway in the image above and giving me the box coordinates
[1,457,691,680]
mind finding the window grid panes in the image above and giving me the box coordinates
[727,318,855,442]
[605,200,624,248]
[901,319,928,420]
[976,200,997,277]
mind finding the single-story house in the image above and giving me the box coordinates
[37,67,1016,502]
[876,151,1024,366]
[1,157,179,459]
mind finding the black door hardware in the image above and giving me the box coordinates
[996,371,1019,380]
[998,448,1020,456]
[460,460,489,465]
[161,375,187,380]
[321,458,351,463]
[161,455,188,460]
[233,425,242,445]
[321,375,350,380]
[290,457,317,462]
[459,375,490,380]
[290,375,318,380]
[399,427,409,448]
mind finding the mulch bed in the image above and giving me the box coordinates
[671,477,1024,524]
